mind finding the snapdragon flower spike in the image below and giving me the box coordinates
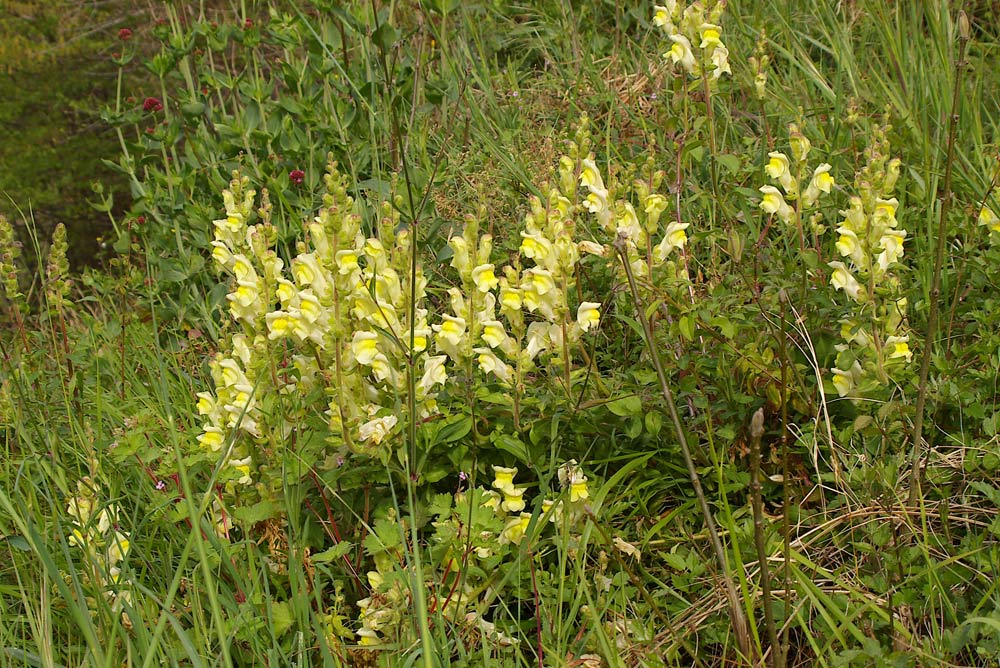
[826,124,913,397]
[655,1,731,82]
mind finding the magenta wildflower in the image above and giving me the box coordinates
[289,169,305,185]
[143,97,163,112]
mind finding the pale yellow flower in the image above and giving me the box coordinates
[501,487,525,513]
[520,233,552,262]
[765,152,795,193]
[500,513,532,545]
[667,34,697,74]
[499,285,522,311]
[579,158,607,198]
[197,426,226,452]
[577,302,601,332]
[472,264,499,293]
[492,466,518,495]
[979,206,1000,232]
[759,186,793,223]
[828,261,863,302]
[654,221,690,262]
[482,320,507,348]
[476,348,513,383]
[352,331,380,365]
[699,23,722,48]
[359,415,398,445]
[435,314,467,351]
[335,249,360,275]
[885,335,912,362]
[419,355,448,394]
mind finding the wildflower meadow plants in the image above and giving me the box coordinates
[8,2,1000,667]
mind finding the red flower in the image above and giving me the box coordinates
[118,28,133,41]
[289,169,305,185]
[244,19,253,29]
[143,97,163,112]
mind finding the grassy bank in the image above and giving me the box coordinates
[3,1,1000,666]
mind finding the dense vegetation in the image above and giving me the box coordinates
[3,1,1000,666]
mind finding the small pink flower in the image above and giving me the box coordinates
[289,169,305,185]
[118,28,133,41]
[143,96,163,112]
[244,18,253,29]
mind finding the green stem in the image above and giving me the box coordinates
[907,13,968,507]
[613,237,753,662]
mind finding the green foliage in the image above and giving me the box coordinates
[5,1,1000,667]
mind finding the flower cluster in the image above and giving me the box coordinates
[759,124,836,231]
[569,119,690,298]
[196,163,440,511]
[827,124,911,397]
[65,477,133,620]
[354,462,592,647]
[654,1,731,83]
[0,214,23,313]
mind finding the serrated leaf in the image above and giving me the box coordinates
[270,601,295,637]
[231,500,281,525]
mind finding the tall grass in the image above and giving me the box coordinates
[3,1,1000,666]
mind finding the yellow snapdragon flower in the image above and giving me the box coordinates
[501,513,532,545]
[885,335,912,362]
[472,264,499,292]
[352,331,380,365]
[667,34,697,74]
[828,261,863,303]
[759,186,793,224]
[765,152,796,194]
[197,426,226,452]
[979,206,1000,232]
[492,466,517,495]
[577,302,601,332]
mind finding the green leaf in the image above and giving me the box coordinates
[433,414,472,445]
[181,100,206,117]
[644,411,663,436]
[608,395,642,417]
[710,316,735,339]
[493,434,530,464]
[717,153,741,175]
[678,315,695,341]
[232,500,282,525]
[312,541,354,563]
[372,23,398,51]
[269,601,295,637]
